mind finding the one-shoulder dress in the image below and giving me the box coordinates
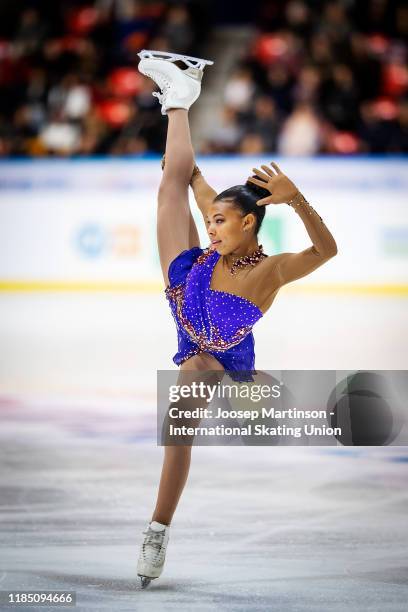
[165,247,264,381]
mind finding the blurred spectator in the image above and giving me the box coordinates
[39,117,81,156]
[115,0,153,53]
[265,64,294,115]
[309,33,334,74]
[14,8,47,57]
[242,95,279,151]
[224,67,256,112]
[206,106,244,153]
[389,99,408,152]
[284,1,312,38]
[319,64,359,130]
[358,100,402,153]
[348,33,381,101]
[158,5,194,54]
[239,133,266,154]
[293,65,321,105]
[278,103,321,156]
[318,1,352,46]
[48,74,91,120]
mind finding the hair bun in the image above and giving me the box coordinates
[245,178,270,200]
[214,183,267,234]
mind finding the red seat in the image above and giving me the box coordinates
[96,99,132,127]
[253,34,289,65]
[67,7,100,36]
[108,68,142,97]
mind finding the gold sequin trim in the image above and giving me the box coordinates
[165,282,254,352]
[229,244,268,275]
[194,248,213,266]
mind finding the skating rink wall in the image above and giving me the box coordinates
[0,157,407,290]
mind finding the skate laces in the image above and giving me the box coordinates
[143,70,171,106]
[152,91,164,104]
[142,527,167,565]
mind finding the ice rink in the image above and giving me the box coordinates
[0,290,407,611]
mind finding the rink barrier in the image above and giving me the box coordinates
[0,281,407,295]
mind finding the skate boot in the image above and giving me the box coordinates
[137,520,170,588]
[137,49,214,115]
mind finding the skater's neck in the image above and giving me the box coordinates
[222,239,261,269]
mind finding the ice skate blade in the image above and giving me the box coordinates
[139,575,153,589]
[138,49,214,70]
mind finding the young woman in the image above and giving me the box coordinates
[136,50,337,588]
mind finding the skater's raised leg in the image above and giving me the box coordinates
[157,109,195,286]
[161,154,200,252]
[138,50,212,285]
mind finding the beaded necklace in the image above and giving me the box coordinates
[227,244,267,276]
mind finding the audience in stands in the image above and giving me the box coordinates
[203,0,407,155]
[0,0,406,156]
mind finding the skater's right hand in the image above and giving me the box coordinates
[247,162,299,206]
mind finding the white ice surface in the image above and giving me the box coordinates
[0,292,407,611]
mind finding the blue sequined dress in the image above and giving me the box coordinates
[165,247,264,381]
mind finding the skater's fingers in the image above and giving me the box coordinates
[261,164,275,177]
[270,161,283,175]
[256,195,274,206]
[252,167,270,182]
[247,176,268,188]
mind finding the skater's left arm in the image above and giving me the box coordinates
[161,154,216,207]
[247,162,337,290]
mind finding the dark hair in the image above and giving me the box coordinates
[214,180,269,234]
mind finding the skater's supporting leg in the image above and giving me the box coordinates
[151,353,224,525]
[151,446,192,525]
[157,109,195,286]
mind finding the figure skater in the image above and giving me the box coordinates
[135,49,338,588]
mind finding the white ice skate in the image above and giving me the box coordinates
[137,520,170,588]
[137,49,214,115]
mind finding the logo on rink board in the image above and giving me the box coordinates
[75,223,140,258]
